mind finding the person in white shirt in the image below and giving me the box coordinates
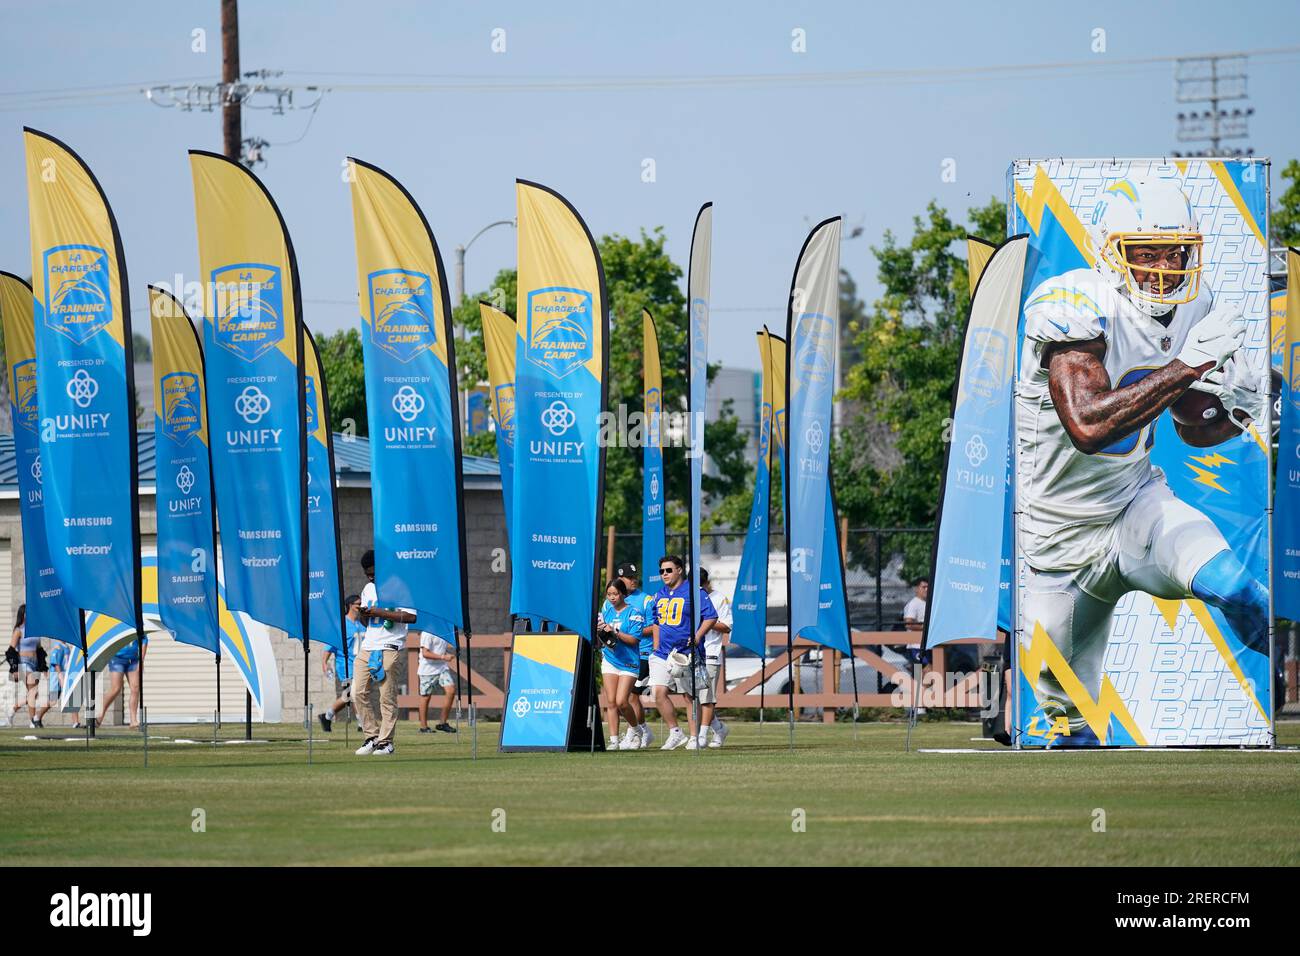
[354,550,416,756]
[698,568,732,749]
[902,578,929,631]
[416,629,457,734]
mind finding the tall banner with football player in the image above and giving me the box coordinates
[23,129,142,633]
[784,218,851,655]
[1010,159,1273,747]
[1273,249,1300,623]
[511,181,607,642]
[687,204,712,641]
[641,308,666,593]
[730,329,776,656]
[481,301,518,552]
[149,285,219,654]
[348,159,468,637]
[0,272,79,646]
[303,327,348,664]
[190,151,307,642]
[923,236,1026,649]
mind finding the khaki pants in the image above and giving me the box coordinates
[353,648,402,746]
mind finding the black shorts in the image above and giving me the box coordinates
[638,659,650,682]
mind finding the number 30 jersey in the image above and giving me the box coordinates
[1015,268,1212,571]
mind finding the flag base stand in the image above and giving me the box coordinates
[499,630,604,753]
[904,662,921,753]
[142,706,148,768]
[306,704,314,765]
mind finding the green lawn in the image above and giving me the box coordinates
[2,720,1297,866]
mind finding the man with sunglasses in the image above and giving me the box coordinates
[650,554,717,751]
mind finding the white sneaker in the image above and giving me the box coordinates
[685,735,701,750]
[639,725,654,749]
[371,742,395,756]
[661,727,688,750]
[355,737,378,755]
[620,727,640,750]
[607,736,621,751]
[709,721,729,748]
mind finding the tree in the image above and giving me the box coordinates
[131,332,152,363]
[1273,159,1300,249]
[316,327,367,435]
[455,228,749,533]
[833,196,1006,578]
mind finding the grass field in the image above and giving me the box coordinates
[2,719,1298,866]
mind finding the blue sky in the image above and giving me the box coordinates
[2,0,1298,370]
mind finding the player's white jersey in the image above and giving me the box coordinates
[1015,268,1212,571]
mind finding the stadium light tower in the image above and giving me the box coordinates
[1173,54,1253,158]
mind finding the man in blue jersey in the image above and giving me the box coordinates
[606,563,656,750]
[650,554,717,751]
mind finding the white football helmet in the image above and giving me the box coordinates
[1088,179,1203,318]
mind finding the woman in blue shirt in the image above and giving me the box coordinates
[598,579,645,750]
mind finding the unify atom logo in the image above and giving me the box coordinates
[526,287,593,378]
[30,457,42,486]
[541,400,575,436]
[650,471,659,501]
[805,420,824,456]
[235,386,271,424]
[176,465,196,495]
[43,245,113,345]
[65,369,98,408]
[512,695,531,718]
[391,385,425,423]
[965,434,988,467]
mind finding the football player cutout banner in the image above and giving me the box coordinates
[511,180,609,753]
[1273,249,1300,623]
[150,285,224,721]
[191,150,311,723]
[923,236,1026,651]
[348,158,473,749]
[784,216,851,749]
[641,308,667,594]
[1010,159,1273,748]
[25,129,145,743]
[0,273,81,653]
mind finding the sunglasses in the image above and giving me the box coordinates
[659,566,676,574]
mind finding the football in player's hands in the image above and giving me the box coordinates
[1171,386,1226,426]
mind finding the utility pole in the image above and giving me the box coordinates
[1174,54,1253,157]
[222,0,240,161]
[145,1,321,167]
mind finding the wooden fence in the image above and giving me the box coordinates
[397,631,996,723]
